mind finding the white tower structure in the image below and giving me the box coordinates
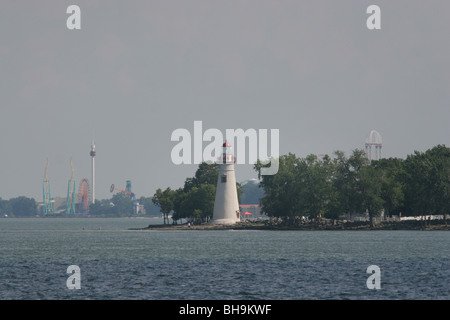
[365,130,382,161]
[90,141,96,204]
[211,141,241,225]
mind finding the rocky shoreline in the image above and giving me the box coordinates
[134,219,449,231]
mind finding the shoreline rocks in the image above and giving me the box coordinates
[135,219,449,231]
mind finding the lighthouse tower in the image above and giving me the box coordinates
[211,141,241,225]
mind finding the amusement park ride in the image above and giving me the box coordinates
[42,158,54,214]
[42,155,140,215]
[41,143,94,215]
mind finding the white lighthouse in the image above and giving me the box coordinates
[211,141,241,225]
[90,141,96,204]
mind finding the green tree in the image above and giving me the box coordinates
[110,192,134,216]
[192,184,216,221]
[332,149,385,227]
[172,187,189,222]
[329,149,369,219]
[302,154,333,220]
[373,158,405,217]
[183,162,219,192]
[89,199,112,215]
[403,151,427,217]
[255,153,304,220]
[403,145,450,222]
[9,196,37,217]
[172,184,216,223]
[425,145,450,223]
[359,165,384,228]
[152,187,175,224]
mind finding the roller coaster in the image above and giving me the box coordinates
[42,158,54,215]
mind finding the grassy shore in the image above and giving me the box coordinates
[135,219,449,231]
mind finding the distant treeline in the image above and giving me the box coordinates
[254,144,449,226]
[0,196,37,217]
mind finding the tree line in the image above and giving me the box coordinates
[254,144,449,226]
[151,144,449,226]
[0,191,162,217]
[0,196,38,217]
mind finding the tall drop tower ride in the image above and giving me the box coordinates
[90,141,96,204]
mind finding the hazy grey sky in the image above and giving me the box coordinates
[1,1,449,201]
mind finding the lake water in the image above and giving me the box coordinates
[0,217,449,300]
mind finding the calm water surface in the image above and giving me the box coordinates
[0,217,449,299]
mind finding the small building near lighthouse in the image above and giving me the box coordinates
[211,141,241,225]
